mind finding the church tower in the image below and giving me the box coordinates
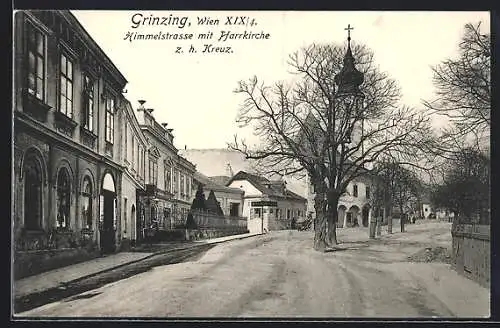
[334,24,366,160]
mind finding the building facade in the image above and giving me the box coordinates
[135,101,196,233]
[117,99,147,247]
[227,171,307,233]
[13,10,128,256]
[193,171,244,217]
[305,173,374,228]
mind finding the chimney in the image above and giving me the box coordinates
[184,145,187,150]
[137,100,146,111]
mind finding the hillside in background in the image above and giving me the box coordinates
[179,149,307,197]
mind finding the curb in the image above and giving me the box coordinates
[16,232,263,298]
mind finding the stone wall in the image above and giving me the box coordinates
[451,224,490,288]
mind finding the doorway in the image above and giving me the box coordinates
[362,205,370,227]
[100,172,116,254]
[131,204,136,243]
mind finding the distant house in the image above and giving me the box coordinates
[192,171,244,217]
[304,170,376,228]
[226,171,307,233]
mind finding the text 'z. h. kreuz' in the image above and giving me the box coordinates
[124,13,271,54]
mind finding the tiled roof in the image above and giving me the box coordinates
[228,171,306,201]
[193,171,243,194]
[208,175,231,186]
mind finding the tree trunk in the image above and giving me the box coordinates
[386,202,393,234]
[400,204,405,232]
[326,189,339,246]
[313,192,329,252]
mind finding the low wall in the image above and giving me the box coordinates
[188,228,249,241]
[451,224,490,288]
[14,247,100,280]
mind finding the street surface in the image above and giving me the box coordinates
[17,221,489,318]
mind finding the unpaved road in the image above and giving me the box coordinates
[16,222,490,318]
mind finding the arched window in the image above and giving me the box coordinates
[81,176,92,229]
[56,168,71,228]
[24,160,42,230]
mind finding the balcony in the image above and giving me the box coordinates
[23,93,51,123]
[80,127,97,149]
[54,111,77,137]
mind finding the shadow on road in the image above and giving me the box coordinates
[14,244,215,314]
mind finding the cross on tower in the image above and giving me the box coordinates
[345,24,354,41]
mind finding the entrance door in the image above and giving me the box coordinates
[131,205,136,243]
[346,212,352,227]
[100,190,116,254]
[362,207,370,227]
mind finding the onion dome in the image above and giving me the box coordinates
[334,24,365,98]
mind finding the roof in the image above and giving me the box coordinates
[179,148,307,197]
[193,171,243,195]
[227,171,307,202]
[209,176,232,186]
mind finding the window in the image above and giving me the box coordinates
[82,74,94,131]
[131,137,135,165]
[81,177,93,229]
[59,53,73,118]
[164,164,171,192]
[173,170,178,196]
[24,160,42,230]
[366,186,370,199]
[56,168,71,228]
[287,209,291,219]
[253,208,261,218]
[124,123,128,159]
[180,174,185,196]
[136,143,140,173]
[353,185,358,197]
[105,95,115,143]
[187,176,191,198]
[149,159,158,185]
[139,147,144,177]
[27,23,45,100]
[230,203,239,217]
[123,198,128,235]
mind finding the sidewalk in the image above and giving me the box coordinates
[14,232,261,299]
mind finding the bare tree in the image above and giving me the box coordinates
[423,22,490,154]
[230,41,435,251]
[431,147,490,224]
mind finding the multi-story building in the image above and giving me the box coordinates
[135,101,196,232]
[305,173,374,228]
[117,98,147,247]
[13,10,128,259]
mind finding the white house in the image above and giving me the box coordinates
[227,171,307,234]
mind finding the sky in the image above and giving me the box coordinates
[71,10,490,150]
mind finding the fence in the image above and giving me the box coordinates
[451,222,490,288]
[165,210,247,230]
